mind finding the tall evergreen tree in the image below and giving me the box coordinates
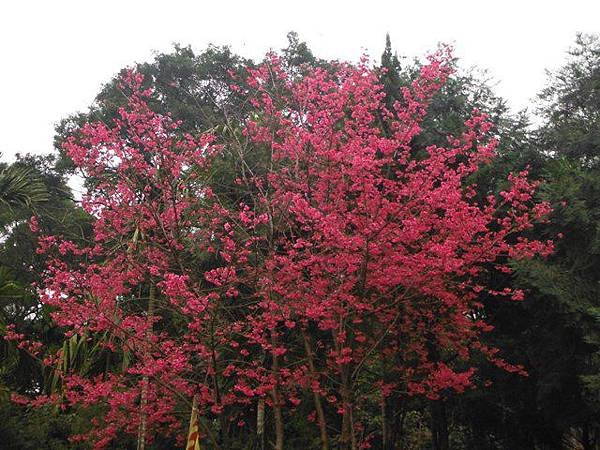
[379,33,403,113]
[520,33,600,448]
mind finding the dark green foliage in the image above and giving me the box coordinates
[0,154,92,448]
[379,34,403,113]
[0,162,48,215]
[54,43,252,176]
[452,34,600,450]
[538,34,600,164]
[281,31,320,70]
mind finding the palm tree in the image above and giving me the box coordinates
[0,163,49,211]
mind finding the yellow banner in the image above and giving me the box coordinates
[185,397,200,450]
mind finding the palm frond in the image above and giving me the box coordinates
[0,164,49,210]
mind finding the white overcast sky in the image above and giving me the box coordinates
[1,0,599,162]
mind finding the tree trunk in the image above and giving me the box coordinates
[137,283,156,450]
[430,399,449,450]
[389,396,406,450]
[302,330,329,450]
[340,366,356,450]
[271,386,284,450]
[257,398,265,450]
[271,335,284,450]
[381,396,388,449]
[210,339,228,446]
